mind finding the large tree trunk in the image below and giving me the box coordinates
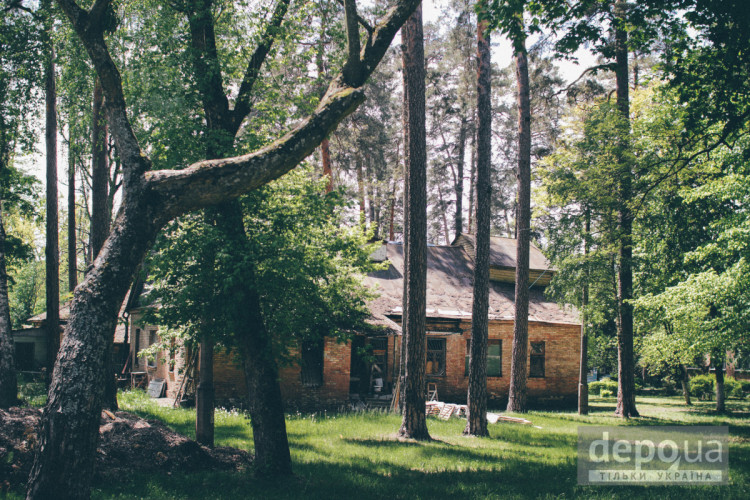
[43,2,60,383]
[578,212,590,415]
[467,124,476,234]
[0,203,17,408]
[464,4,491,437]
[507,27,531,414]
[27,190,166,499]
[613,1,639,419]
[399,4,430,441]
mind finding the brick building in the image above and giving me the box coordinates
[17,236,580,410]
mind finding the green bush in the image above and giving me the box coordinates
[689,374,714,400]
[741,379,750,394]
[588,378,618,397]
[600,389,614,398]
[725,377,744,399]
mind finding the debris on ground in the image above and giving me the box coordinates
[0,407,252,493]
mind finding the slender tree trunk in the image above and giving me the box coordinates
[90,78,109,259]
[356,154,367,227]
[507,27,531,414]
[321,138,333,193]
[68,141,77,292]
[91,78,118,411]
[467,124,476,234]
[195,332,215,446]
[714,355,725,412]
[454,117,466,237]
[578,212,590,415]
[437,183,451,245]
[679,364,691,406]
[613,1,639,418]
[0,203,17,408]
[44,4,60,382]
[399,4,430,441]
[464,4,491,436]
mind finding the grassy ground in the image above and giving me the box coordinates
[79,392,750,500]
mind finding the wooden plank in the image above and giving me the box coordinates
[147,378,166,398]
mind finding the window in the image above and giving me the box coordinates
[300,339,324,386]
[465,339,502,377]
[147,330,158,368]
[369,337,388,379]
[169,338,176,373]
[529,341,545,378]
[426,338,446,376]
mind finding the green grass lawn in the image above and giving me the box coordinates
[85,392,750,500]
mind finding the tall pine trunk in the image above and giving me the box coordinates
[464,3,491,436]
[507,25,531,414]
[0,203,17,408]
[43,1,60,382]
[613,0,639,418]
[578,212,590,415]
[454,117,466,236]
[399,4,430,441]
[68,140,77,292]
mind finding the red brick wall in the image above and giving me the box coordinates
[421,320,580,407]
[278,338,352,411]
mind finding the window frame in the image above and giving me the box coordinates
[465,338,502,377]
[426,337,446,377]
[529,341,545,378]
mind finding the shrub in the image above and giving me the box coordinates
[724,377,744,399]
[689,374,714,400]
[600,389,614,398]
[589,378,618,397]
[741,379,750,394]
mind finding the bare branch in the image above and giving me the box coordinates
[336,0,373,35]
[554,63,617,97]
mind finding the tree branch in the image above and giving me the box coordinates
[342,0,363,86]
[148,84,366,219]
[55,0,150,185]
[336,0,373,35]
[555,63,617,97]
[232,0,291,130]
[88,0,111,28]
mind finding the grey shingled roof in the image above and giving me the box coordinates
[364,244,578,325]
[457,234,553,271]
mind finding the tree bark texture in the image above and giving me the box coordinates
[398,4,430,441]
[28,0,421,496]
[467,124,476,234]
[578,213,590,415]
[507,31,531,414]
[0,204,17,408]
[44,7,60,380]
[464,8,491,437]
[613,1,639,419]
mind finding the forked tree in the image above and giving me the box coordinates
[25,0,422,498]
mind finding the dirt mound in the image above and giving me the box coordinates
[0,407,252,492]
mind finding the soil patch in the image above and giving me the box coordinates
[0,407,252,492]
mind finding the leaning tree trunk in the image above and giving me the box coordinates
[398,4,430,441]
[0,203,17,408]
[507,26,531,414]
[464,4,491,437]
[43,0,60,383]
[613,1,639,418]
